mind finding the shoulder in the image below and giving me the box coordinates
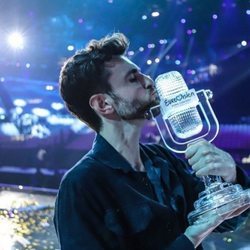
[59,153,102,190]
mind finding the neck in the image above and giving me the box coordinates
[100,120,145,171]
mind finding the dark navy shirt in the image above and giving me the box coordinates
[54,134,249,250]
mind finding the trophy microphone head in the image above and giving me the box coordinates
[155,71,203,139]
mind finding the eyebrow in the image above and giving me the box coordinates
[124,67,141,80]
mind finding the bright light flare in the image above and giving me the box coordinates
[0,218,15,250]
[151,11,160,17]
[7,32,25,49]
[241,40,247,46]
[32,108,50,117]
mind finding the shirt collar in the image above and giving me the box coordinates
[89,134,158,173]
[89,134,134,173]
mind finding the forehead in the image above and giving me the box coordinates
[105,56,139,82]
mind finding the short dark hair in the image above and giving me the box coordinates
[59,33,129,132]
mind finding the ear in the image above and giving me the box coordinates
[89,94,114,116]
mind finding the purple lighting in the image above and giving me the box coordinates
[147,43,155,48]
[78,18,84,24]
[127,51,134,56]
[212,14,218,19]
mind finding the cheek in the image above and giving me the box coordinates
[120,88,138,99]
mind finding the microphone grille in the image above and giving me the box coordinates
[155,71,188,99]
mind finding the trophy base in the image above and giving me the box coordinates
[188,182,250,225]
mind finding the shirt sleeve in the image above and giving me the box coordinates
[54,174,118,250]
[235,165,250,188]
[164,234,196,250]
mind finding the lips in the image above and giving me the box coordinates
[150,89,156,95]
[151,90,158,97]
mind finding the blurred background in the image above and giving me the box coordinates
[0,0,249,249]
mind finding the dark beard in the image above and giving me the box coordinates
[110,92,159,120]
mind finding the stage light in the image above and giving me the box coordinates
[0,107,5,115]
[155,58,160,63]
[187,69,196,75]
[0,77,5,82]
[28,98,42,104]
[25,63,31,68]
[78,18,84,24]
[1,123,19,136]
[7,32,25,49]
[31,124,51,138]
[32,108,50,117]
[159,39,167,44]
[51,102,64,111]
[13,99,27,107]
[212,14,218,19]
[127,50,134,56]
[180,18,186,24]
[45,85,54,91]
[208,64,218,76]
[246,10,250,15]
[67,45,74,51]
[47,115,75,125]
[175,60,181,65]
[71,119,86,133]
[147,60,152,65]
[151,11,160,17]
[139,47,144,52]
[237,43,241,48]
[15,107,23,115]
[142,15,147,20]
[0,218,14,250]
[242,154,250,164]
[147,43,155,49]
[241,40,247,46]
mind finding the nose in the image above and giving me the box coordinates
[141,73,154,89]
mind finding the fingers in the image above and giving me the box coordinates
[185,213,224,248]
[185,140,216,174]
[185,139,236,182]
[185,139,207,159]
[223,204,250,220]
[195,162,219,177]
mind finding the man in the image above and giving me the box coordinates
[54,33,249,249]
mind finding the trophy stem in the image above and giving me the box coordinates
[202,175,222,189]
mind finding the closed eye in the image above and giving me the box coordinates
[129,75,138,82]
[126,67,141,83]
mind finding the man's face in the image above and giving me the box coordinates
[106,56,159,120]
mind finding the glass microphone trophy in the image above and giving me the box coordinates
[148,71,250,225]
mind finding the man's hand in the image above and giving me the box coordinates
[184,204,250,248]
[185,139,237,183]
